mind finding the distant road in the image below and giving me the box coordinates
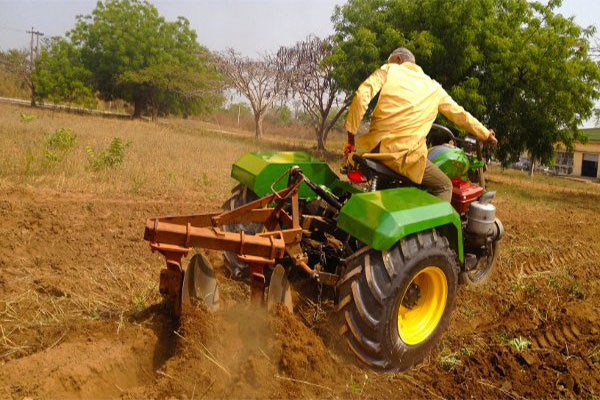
[0,96,131,119]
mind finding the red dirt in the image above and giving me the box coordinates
[1,179,599,399]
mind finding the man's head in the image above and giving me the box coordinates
[387,47,415,64]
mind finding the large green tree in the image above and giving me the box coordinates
[331,0,600,167]
[34,38,97,108]
[68,0,222,118]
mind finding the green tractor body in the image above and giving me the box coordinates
[231,151,359,201]
[231,150,463,262]
[428,145,470,179]
[337,188,463,261]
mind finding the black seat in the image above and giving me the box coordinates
[352,154,409,181]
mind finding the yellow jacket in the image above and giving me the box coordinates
[344,62,490,184]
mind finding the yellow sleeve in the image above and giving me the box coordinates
[438,89,490,141]
[343,66,388,134]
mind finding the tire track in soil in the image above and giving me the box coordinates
[505,246,600,279]
[530,322,600,350]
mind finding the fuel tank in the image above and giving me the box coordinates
[428,144,470,179]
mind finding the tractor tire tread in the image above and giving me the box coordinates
[338,228,459,372]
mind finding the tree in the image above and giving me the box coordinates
[216,49,289,139]
[331,0,600,169]
[34,37,96,108]
[0,49,35,105]
[68,0,222,118]
[278,35,350,150]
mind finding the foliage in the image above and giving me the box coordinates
[86,137,130,171]
[331,0,600,166]
[67,0,223,118]
[278,35,349,150]
[269,104,293,126]
[44,127,79,164]
[34,37,97,108]
[226,102,252,116]
[508,336,531,352]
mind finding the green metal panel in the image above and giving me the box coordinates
[428,145,470,179]
[231,151,354,201]
[337,187,463,261]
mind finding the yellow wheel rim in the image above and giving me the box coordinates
[397,266,448,345]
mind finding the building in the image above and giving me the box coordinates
[554,127,600,179]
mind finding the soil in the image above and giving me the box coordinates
[1,179,599,399]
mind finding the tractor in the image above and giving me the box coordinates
[143,124,504,372]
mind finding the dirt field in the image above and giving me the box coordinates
[0,103,599,399]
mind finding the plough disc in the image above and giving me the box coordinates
[267,264,293,313]
[182,252,220,312]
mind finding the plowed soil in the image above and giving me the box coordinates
[1,176,599,399]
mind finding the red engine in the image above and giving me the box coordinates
[451,178,483,214]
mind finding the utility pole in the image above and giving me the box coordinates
[26,27,44,106]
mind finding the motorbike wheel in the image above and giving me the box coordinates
[221,184,261,280]
[460,240,499,285]
[337,229,458,372]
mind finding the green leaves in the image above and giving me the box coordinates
[86,137,130,171]
[34,37,96,108]
[332,0,600,166]
[37,0,223,118]
[44,128,79,165]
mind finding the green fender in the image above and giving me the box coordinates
[231,151,360,201]
[337,187,464,262]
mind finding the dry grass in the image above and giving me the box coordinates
[0,103,345,203]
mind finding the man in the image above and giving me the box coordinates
[343,47,497,201]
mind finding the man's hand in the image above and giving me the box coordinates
[486,129,498,146]
[343,143,356,156]
[344,131,356,156]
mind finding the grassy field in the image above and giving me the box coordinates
[0,103,598,399]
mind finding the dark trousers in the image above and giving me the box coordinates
[421,160,453,202]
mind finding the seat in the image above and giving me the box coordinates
[352,154,409,181]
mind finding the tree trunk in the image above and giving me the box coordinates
[133,96,144,118]
[30,83,36,107]
[254,113,264,140]
[528,159,535,176]
[316,128,326,151]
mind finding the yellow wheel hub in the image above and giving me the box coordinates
[397,266,448,345]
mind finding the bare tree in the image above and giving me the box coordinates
[278,35,350,151]
[0,49,36,105]
[216,49,288,139]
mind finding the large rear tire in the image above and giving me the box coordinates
[222,185,261,280]
[337,229,459,372]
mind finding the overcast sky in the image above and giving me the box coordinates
[0,0,598,55]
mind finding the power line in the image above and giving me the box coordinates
[0,25,26,33]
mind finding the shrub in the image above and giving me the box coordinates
[86,137,130,171]
[44,127,78,164]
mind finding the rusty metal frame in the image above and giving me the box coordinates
[144,167,322,316]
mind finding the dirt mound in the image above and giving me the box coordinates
[0,322,157,399]
[140,302,351,399]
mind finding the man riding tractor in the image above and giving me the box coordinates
[343,47,498,201]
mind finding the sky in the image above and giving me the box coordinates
[0,0,598,55]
